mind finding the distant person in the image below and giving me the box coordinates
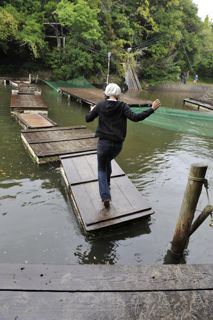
[183,72,187,84]
[193,74,198,83]
[85,83,161,208]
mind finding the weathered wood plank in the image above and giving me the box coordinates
[60,153,153,231]
[184,98,213,110]
[60,87,152,107]
[14,113,57,129]
[22,131,98,163]
[32,138,97,157]
[0,290,212,320]
[21,125,86,133]
[69,176,152,231]
[0,263,212,291]
[61,153,125,185]
[22,127,94,143]
[10,94,48,113]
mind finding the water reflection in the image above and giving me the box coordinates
[164,249,187,264]
[74,218,151,264]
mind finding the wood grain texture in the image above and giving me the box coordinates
[10,94,48,111]
[60,153,152,230]
[60,87,152,107]
[0,263,212,320]
[15,113,57,129]
[71,176,151,227]
[0,263,212,292]
[21,127,98,163]
[61,153,125,185]
[22,127,94,143]
[0,290,212,320]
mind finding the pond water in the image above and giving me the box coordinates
[0,83,212,265]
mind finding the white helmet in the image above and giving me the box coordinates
[104,83,121,97]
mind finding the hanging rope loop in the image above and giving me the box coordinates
[188,176,210,204]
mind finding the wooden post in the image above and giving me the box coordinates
[189,205,213,236]
[171,163,208,256]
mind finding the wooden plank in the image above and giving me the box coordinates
[21,127,92,143]
[0,263,212,292]
[14,113,57,129]
[61,153,125,185]
[60,87,152,107]
[21,125,86,133]
[184,98,213,110]
[22,128,94,144]
[32,138,97,157]
[10,94,48,112]
[22,133,97,163]
[0,290,212,320]
[60,153,153,231]
[69,176,152,231]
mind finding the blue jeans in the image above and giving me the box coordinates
[97,139,123,201]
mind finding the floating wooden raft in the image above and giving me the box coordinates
[60,87,152,107]
[10,81,41,94]
[14,113,57,130]
[21,126,97,164]
[10,94,48,114]
[60,153,153,231]
[183,98,213,111]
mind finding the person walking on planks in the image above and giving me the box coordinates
[85,83,160,208]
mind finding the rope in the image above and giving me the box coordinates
[188,176,213,227]
[188,176,209,202]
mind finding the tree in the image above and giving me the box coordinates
[0,6,18,41]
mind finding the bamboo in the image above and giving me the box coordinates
[189,205,213,236]
[171,163,208,256]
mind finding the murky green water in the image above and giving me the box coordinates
[0,84,212,265]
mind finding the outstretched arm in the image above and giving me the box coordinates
[123,99,161,122]
[85,104,98,122]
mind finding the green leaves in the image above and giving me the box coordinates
[18,15,45,58]
[56,0,101,43]
[0,7,18,40]
[0,0,212,82]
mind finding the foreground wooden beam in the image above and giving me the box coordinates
[0,263,212,319]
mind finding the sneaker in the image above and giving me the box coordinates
[103,199,110,208]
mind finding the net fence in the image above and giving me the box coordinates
[132,107,213,138]
[43,77,94,91]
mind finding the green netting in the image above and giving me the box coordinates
[43,77,94,91]
[132,107,213,138]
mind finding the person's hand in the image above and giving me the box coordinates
[151,99,161,111]
[90,105,96,111]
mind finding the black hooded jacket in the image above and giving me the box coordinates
[85,100,154,142]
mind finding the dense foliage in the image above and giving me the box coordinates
[0,0,212,83]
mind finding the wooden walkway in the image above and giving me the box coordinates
[183,98,213,111]
[0,263,212,319]
[60,153,153,231]
[21,126,97,164]
[10,94,48,114]
[14,113,57,130]
[60,87,152,107]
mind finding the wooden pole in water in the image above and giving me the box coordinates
[189,204,213,236]
[171,163,208,256]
